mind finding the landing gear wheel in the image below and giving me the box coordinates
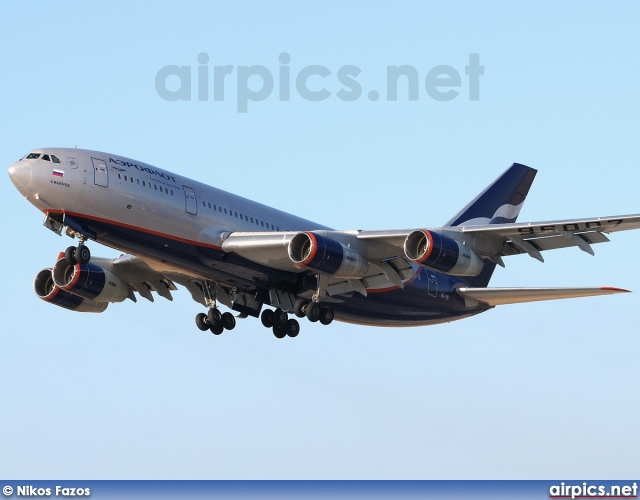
[64,246,77,265]
[221,312,236,331]
[74,245,91,265]
[294,299,308,318]
[272,325,286,339]
[208,308,222,327]
[285,318,300,338]
[306,302,321,322]
[210,323,224,335]
[195,312,209,331]
[272,308,288,327]
[319,307,334,326]
[261,309,274,328]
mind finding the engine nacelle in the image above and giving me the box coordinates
[34,269,108,313]
[52,259,129,303]
[288,232,369,279]
[404,230,484,276]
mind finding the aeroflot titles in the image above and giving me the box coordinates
[109,158,177,183]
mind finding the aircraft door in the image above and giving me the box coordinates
[183,186,197,215]
[92,158,108,187]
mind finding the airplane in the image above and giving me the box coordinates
[8,148,640,338]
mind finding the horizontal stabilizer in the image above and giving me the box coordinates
[456,286,629,307]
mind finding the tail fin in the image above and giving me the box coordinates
[448,163,537,288]
[445,163,537,227]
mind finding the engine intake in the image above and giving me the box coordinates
[404,230,484,276]
[52,259,129,303]
[288,232,369,279]
[34,269,108,313]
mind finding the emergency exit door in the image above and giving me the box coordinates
[183,186,197,215]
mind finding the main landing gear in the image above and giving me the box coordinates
[259,299,334,339]
[194,279,237,335]
[193,281,335,339]
[260,308,301,338]
[195,308,236,335]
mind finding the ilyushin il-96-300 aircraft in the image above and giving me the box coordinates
[8,148,640,338]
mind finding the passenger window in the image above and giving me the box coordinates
[124,175,128,181]
[154,185,157,190]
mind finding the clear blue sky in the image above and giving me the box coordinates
[1,1,639,479]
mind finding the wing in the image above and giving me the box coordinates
[357,214,640,265]
[108,254,252,312]
[216,213,640,300]
[220,231,416,297]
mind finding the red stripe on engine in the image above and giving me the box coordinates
[301,232,318,266]
[61,264,82,291]
[417,230,433,264]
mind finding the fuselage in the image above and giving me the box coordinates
[8,148,489,326]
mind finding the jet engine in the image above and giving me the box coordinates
[288,232,369,279]
[34,269,108,313]
[404,229,484,276]
[52,258,129,303]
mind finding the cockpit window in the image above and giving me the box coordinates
[42,154,51,162]
[51,155,61,164]
[26,153,41,160]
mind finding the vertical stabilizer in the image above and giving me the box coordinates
[447,163,537,287]
[445,163,537,227]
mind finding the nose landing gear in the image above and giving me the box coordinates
[64,241,91,266]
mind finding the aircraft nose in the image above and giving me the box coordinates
[8,161,32,190]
